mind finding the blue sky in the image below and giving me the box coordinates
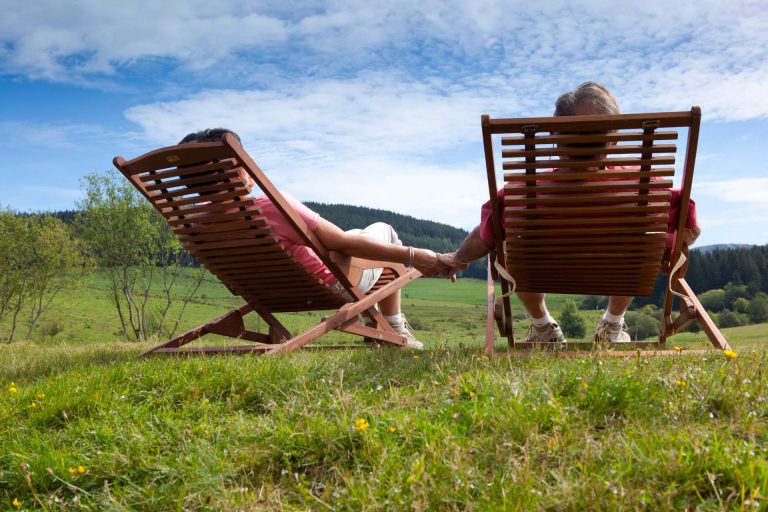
[1,0,767,245]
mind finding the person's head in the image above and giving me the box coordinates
[553,82,620,165]
[178,127,242,145]
[177,128,255,192]
[554,81,620,117]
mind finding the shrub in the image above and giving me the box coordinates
[624,311,660,340]
[718,309,746,328]
[748,293,768,324]
[559,300,586,338]
[699,289,726,313]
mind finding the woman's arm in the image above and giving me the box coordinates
[313,218,449,277]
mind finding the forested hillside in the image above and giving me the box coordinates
[305,202,486,278]
[39,206,768,296]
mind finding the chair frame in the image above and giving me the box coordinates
[481,107,731,353]
[114,134,421,356]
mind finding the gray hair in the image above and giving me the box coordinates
[179,128,241,145]
[554,82,620,116]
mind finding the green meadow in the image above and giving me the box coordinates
[2,273,767,510]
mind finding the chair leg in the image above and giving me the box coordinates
[264,270,419,356]
[676,278,731,351]
[141,304,290,357]
[485,258,496,355]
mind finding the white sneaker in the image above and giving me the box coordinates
[389,315,424,350]
[524,322,567,344]
[594,319,631,343]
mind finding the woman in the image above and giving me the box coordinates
[180,128,449,349]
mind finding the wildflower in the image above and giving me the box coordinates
[388,426,397,433]
[12,498,21,507]
[36,392,45,399]
[8,382,17,393]
[28,402,38,409]
[676,379,688,388]
[77,465,86,473]
[67,466,86,475]
[723,350,738,360]
[412,355,420,360]
[674,346,682,352]
[354,418,369,432]
[481,355,490,361]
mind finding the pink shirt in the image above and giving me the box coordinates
[479,168,698,248]
[251,194,337,285]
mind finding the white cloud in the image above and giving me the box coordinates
[695,178,768,205]
[3,0,768,122]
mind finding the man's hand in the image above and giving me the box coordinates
[412,248,453,277]
[438,252,470,282]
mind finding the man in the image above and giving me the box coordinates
[440,82,701,344]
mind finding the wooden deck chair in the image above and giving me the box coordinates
[481,107,731,353]
[113,134,421,356]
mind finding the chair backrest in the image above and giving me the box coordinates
[482,108,701,296]
[114,135,352,312]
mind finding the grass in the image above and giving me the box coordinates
[2,340,768,510]
[1,272,767,509]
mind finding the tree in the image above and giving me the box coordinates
[748,293,768,324]
[24,216,86,339]
[559,300,586,338]
[0,210,30,343]
[76,171,204,342]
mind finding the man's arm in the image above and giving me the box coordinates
[438,225,493,281]
[313,218,449,277]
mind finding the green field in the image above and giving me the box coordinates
[2,273,767,510]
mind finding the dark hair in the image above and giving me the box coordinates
[554,82,620,116]
[178,128,242,144]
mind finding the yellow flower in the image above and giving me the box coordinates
[8,382,17,393]
[412,355,420,360]
[673,346,682,352]
[12,498,21,507]
[676,379,688,388]
[354,418,369,432]
[36,392,45,399]
[388,426,397,433]
[28,402,38,409]
[481,355,490,361]
[77,465,86,473]
[723,350,738,360]
[67,467,78,474]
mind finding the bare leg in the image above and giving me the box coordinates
[607,296,633,316]
[379,291,400,317]
[516,292,548,318]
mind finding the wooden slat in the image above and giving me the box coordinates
[506,214,667,228]
[501,131,679,146]
[502,144,677,158]
[503,156,675,170]
[505,225,668,236]
[489,111,692,134]
[178,227,273,243]
[138,159,237,181]
[168,208,265,227]
[150,180,245,201]
[503,179,672,195]
[505,204,668,216]
[505,191,672,206]
[503,168,675,182]
[145,169,242,191]
[186,237,286,253]
[174,219,271,235]
[156,189,247,209]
